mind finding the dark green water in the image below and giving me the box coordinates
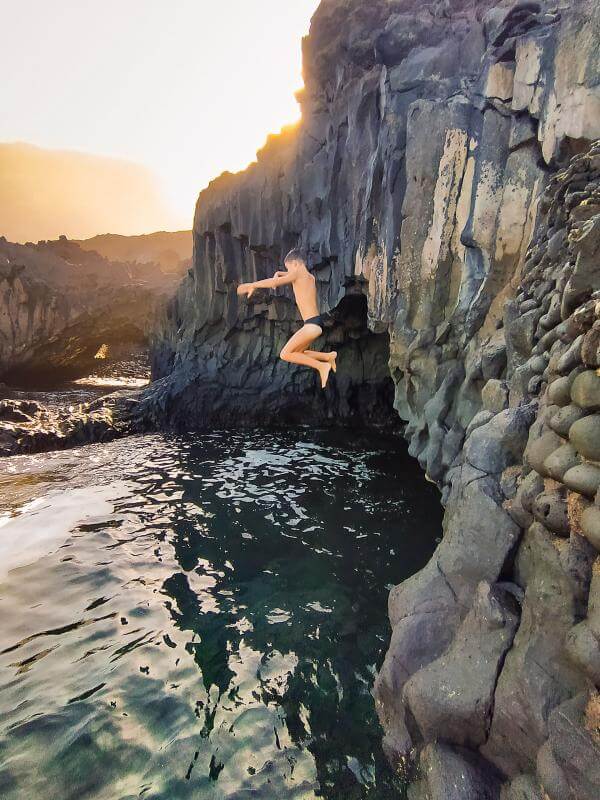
[0,429,441,799]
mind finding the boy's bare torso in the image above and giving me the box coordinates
[291,269,319,321]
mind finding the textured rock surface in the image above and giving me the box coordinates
[0,393,140,457]
[0,236,183,382]
[143,0,600,797]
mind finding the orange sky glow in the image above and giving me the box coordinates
[1,0,321,235]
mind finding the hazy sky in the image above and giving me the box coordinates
[1,0,320,228]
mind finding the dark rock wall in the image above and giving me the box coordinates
[147,1,600,797]
[378,145,600,800]
[0,237,180,381]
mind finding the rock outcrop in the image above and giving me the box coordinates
[0,236,182,382]
[145,0,600,796]
[0,393,140,457]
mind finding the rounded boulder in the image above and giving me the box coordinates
[569,415,600,462]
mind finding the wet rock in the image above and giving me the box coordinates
[0,391,139,457]
[569,415,600,461]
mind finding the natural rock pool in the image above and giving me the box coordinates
[0,429,441,799]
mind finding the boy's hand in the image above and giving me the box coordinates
[237,283,255,299]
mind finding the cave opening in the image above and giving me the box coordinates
[309,291,399,428]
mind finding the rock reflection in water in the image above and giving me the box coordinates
[0,429,441,799]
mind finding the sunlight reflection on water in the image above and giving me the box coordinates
[0,429,441,800]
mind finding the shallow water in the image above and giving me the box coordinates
[0,429,441,799]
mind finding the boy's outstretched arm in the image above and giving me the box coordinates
[237,271,294,297]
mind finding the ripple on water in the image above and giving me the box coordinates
[0,429,442,800]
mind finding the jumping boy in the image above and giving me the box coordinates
[237,249,337,388]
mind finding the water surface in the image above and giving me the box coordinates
[0,429,441,799]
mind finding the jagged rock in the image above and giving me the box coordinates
[482,379,510,413]
[403,582,519,749]
[499,774,543,800]
[407,743,502,800]
[481,523,588,776]
[108,0,600,796]
[0,237,183,382]
[0,392,139,457]
[544,692,600,800]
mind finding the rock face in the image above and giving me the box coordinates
[0,236,182,382]
[146,0,600,797]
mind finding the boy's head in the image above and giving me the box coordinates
[284,248,306,269]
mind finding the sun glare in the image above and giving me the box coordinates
[1,0,321,239]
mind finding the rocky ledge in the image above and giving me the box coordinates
[0,393,141,457]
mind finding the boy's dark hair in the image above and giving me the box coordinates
[284,248,306,265]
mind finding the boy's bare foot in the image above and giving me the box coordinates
[328,351,337,373]
[317,361,332,389]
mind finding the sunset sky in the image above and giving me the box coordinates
[1,0,320,234]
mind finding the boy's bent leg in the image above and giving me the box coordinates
[281,326,332,388]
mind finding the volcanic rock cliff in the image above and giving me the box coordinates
[148,1,600,797]
[0,236,184,383]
